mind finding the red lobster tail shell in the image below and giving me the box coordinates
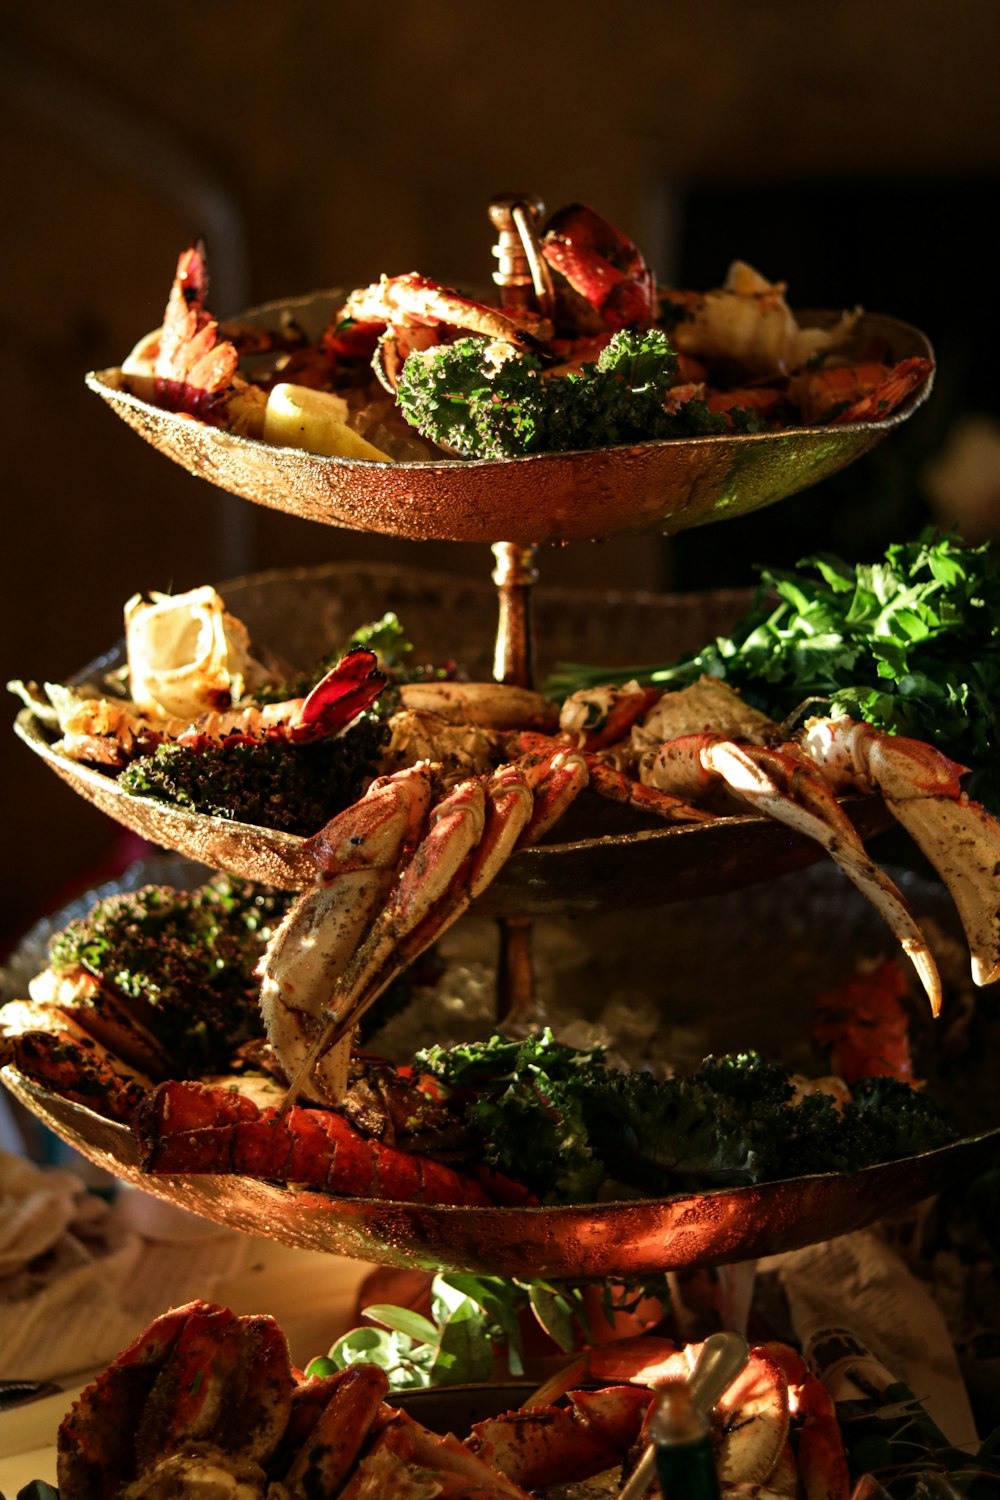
[133,1080,503,1207]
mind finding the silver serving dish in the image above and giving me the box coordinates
[86,295,934,546]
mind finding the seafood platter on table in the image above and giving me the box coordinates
[4,192,1000,1497]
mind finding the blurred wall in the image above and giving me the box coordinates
[2,0,1000,946]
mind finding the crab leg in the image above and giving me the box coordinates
[281,764,535,1107]
[646,734,943,1013]
[258,764,434,1103]
[282,1364,388,1497]
[803,717,1000,988]
[510,730,713,826]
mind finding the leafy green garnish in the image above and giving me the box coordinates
[547,530,1000,807]
[417,1034,955,1203]
[395,329,726,459]
[119,715,387,837]
[314,1272,669,1390]
[48,877,290,1072]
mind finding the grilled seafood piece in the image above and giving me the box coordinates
[57,1299,532,1500]
[662,259,863,380]
[540,200,658,334]
[123,241,268,436]
[124,585,278,720]
[339,271,553,392]
[19,643,385,770]
[258,752,591,1106]
[470,1334,848,1498]
[257,737,711,1108]
[133,1075,535,1207]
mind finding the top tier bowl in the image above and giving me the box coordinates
[86,295,934,546]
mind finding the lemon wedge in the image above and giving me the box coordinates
[263,382,393,461]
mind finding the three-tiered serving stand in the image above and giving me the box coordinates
[11,195,998,1280]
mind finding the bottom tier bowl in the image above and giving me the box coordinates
[4,1071,996,1279]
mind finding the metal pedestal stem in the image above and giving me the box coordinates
[491,541,541,1027]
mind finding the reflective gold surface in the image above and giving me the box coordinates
[86,298,934,546]
[5,1067,995,1277]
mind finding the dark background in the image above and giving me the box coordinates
[3,1,999,948]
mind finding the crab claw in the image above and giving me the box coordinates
[541,203,657,332]
[803,717,1000,988]
[645,734,943,1014]
[258,764,435,1103]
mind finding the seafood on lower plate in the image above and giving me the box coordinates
[0,874,961,1208]
[57,1301,852,1499]
[115,197,933,463]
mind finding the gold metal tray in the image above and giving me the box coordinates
[4,1066,995,1278]
[12,565,891,911]
[85,296,934,546]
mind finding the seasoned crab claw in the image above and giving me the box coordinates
[288,762,536,1104]
[765,1342,851,1500]
[470,1385,653,1489]
[644,732,943,1014]
[349,1408,535,1499]
[281,1364,389,1496]
[58,1300,294,1500]
[802,716,1000,989]
[258,763,438,1104]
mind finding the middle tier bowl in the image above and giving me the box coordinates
[12,563,892,910]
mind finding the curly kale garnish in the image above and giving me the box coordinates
[417,1036,956,1204]
[418,1032,607,1201]
[395,329,726,459]
[48,878,290,1071]
[119,714,388,836]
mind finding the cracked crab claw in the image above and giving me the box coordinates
[644,733,943,1015]
[802,717,1000,989]
[262,748,591,1109]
